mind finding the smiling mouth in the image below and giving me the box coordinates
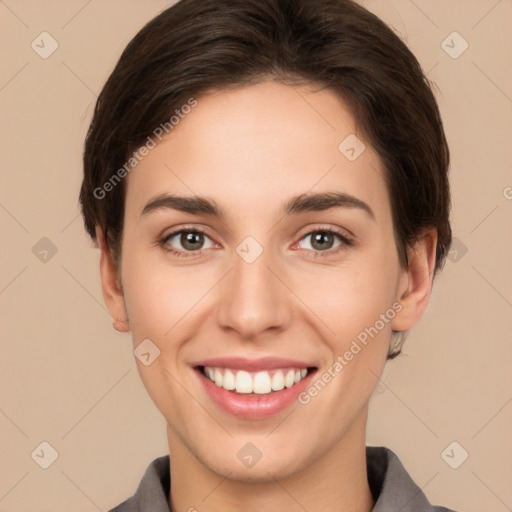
[197,365,317,395]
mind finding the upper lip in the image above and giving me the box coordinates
[192,357,316,372]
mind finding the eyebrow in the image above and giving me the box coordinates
[140,191,375,220]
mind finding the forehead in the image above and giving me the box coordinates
[124,81,391,226]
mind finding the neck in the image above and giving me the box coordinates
[167,408,374,512]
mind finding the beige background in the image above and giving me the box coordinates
[1,1,511,511]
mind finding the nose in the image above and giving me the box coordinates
[215,246,291,340]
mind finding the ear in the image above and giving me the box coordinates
[96,226,130,333]
[391,228,438,332]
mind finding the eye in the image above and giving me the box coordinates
[161,229,215,256]
[296,228,353,255]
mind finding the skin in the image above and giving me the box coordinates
[98,80,437,512]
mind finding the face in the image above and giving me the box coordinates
[102,80,431,482]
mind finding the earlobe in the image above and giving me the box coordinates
[112,317,130,332]
[391,229,438,333]
[96,226,130,333]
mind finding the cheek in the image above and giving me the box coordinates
[294,256,400,344]
[120,247,207,339]
[119,253,205,416]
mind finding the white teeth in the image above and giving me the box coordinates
[253,371,272,394]
[235,370,253,393]
[223,369,236,390]
[284,369,295,388]
[214,368,223,387]
[271,370,285,391]
[203,366,310,394]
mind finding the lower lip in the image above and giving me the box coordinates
[196,368,316,419]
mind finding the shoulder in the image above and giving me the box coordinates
[366,446,460,512]
[108,455,171,512]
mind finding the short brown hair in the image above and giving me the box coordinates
[79,0,452,358]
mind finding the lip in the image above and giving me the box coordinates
[193,361,317,420]
[192,356,312,372]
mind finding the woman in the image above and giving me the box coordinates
[79,0,457,510]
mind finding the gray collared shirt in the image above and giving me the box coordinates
[109,446,458,511]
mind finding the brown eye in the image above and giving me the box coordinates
[164,230,214,254]
[310,231,336,251]
[180,231,204,250]
[297,229,353,255]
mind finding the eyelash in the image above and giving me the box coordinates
[158,225,354,259]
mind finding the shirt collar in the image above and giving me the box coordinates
[366,446,448,511]
[110,446,452,512]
